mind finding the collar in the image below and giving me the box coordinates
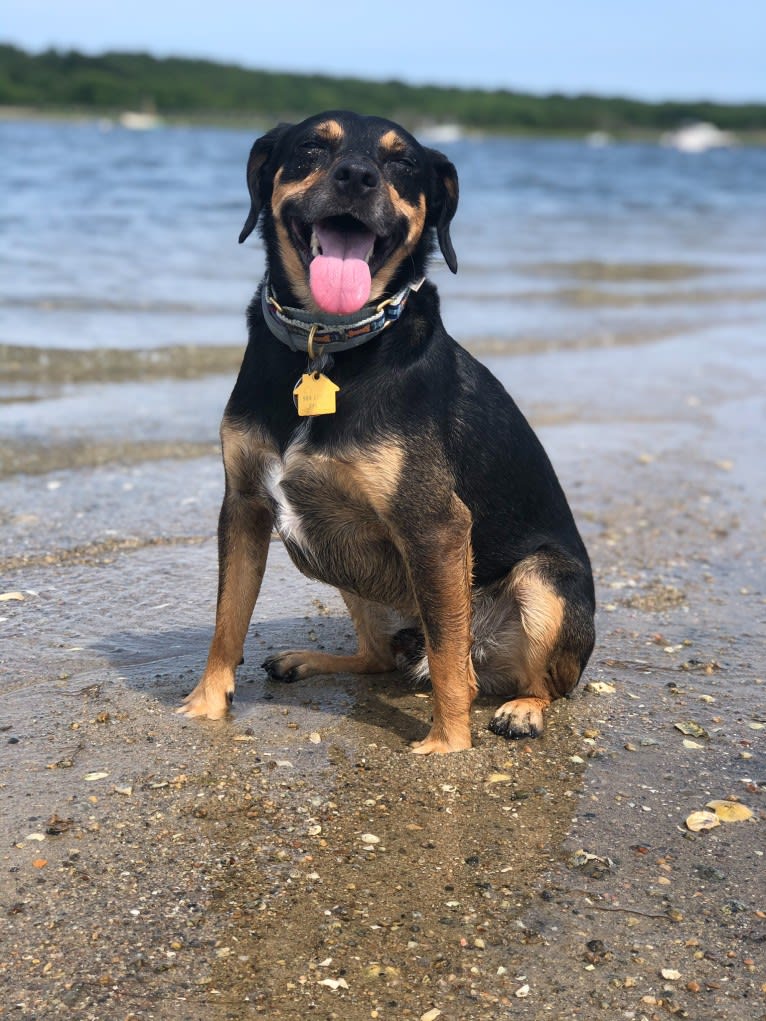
[261,276,425,355]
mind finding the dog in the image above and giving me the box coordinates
[178,110,595,753]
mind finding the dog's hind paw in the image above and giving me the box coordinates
[262,653,302,683]
[391,628,430,685]
[488,697,549,740]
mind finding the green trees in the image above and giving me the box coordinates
[0,44,763,133]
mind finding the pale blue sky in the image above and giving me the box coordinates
[3,0,765,102]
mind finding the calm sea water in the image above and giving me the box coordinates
[2,119,766,353]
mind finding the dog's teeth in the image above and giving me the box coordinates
[310,229,320,257]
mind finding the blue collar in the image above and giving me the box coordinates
[261,276,425,356]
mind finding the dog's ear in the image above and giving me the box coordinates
[425,149,459,273]
[238,123,292,244]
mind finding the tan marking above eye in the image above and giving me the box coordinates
[379,129,406,155]
[314,119,344,143]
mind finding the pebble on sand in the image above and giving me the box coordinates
[584,681,616,695]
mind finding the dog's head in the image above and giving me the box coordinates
[239,111,459,315]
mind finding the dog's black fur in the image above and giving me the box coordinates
[179,111,595,754]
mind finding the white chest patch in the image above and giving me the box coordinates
[264,457,310,550]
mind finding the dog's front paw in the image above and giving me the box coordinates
[410,726,472,755]
[176,676,234,719]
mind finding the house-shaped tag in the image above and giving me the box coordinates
[293,373,340,416]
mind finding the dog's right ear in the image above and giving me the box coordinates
[238,123,292,244]
[425,148,459,274]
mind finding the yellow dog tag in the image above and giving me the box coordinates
[293,372,340,416]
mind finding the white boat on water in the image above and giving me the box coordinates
[585,131,612,147]
[661,121,737,153]
[418,123,464,144]
[119,111,162,131]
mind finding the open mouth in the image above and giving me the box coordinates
[289,213,397,315]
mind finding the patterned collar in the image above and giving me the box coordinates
[260,276,425,355]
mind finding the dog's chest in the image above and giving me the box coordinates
[264,456,312,550]
[264,447,380,553]
[262,441,409,606]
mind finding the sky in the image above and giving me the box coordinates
[3,0,765,103]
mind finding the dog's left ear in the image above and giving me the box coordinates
[239,123,292,244]
[425,149,459,273]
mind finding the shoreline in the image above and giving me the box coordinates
[3,106,766,144]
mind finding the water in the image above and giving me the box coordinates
[2,120,766,354]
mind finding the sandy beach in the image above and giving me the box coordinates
[2,307,764,1020]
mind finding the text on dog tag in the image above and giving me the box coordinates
[293,372,340,416]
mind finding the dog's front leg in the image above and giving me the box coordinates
[400,494,478,754]
[178,490,273,719]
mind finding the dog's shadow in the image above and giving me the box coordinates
[90,615,430,747]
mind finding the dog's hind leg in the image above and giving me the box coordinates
[477,550,594,739]
[263,591,399,683]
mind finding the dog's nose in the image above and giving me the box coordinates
[332,158,380,195]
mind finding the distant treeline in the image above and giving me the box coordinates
[1,44,764,133]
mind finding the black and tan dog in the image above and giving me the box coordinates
[178,111,595,753]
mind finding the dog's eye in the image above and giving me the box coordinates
[299,139,326,154]
[391,155,417,171]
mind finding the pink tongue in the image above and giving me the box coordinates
[310,223,375,314]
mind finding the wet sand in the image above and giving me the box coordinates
[1,320,764,1020]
